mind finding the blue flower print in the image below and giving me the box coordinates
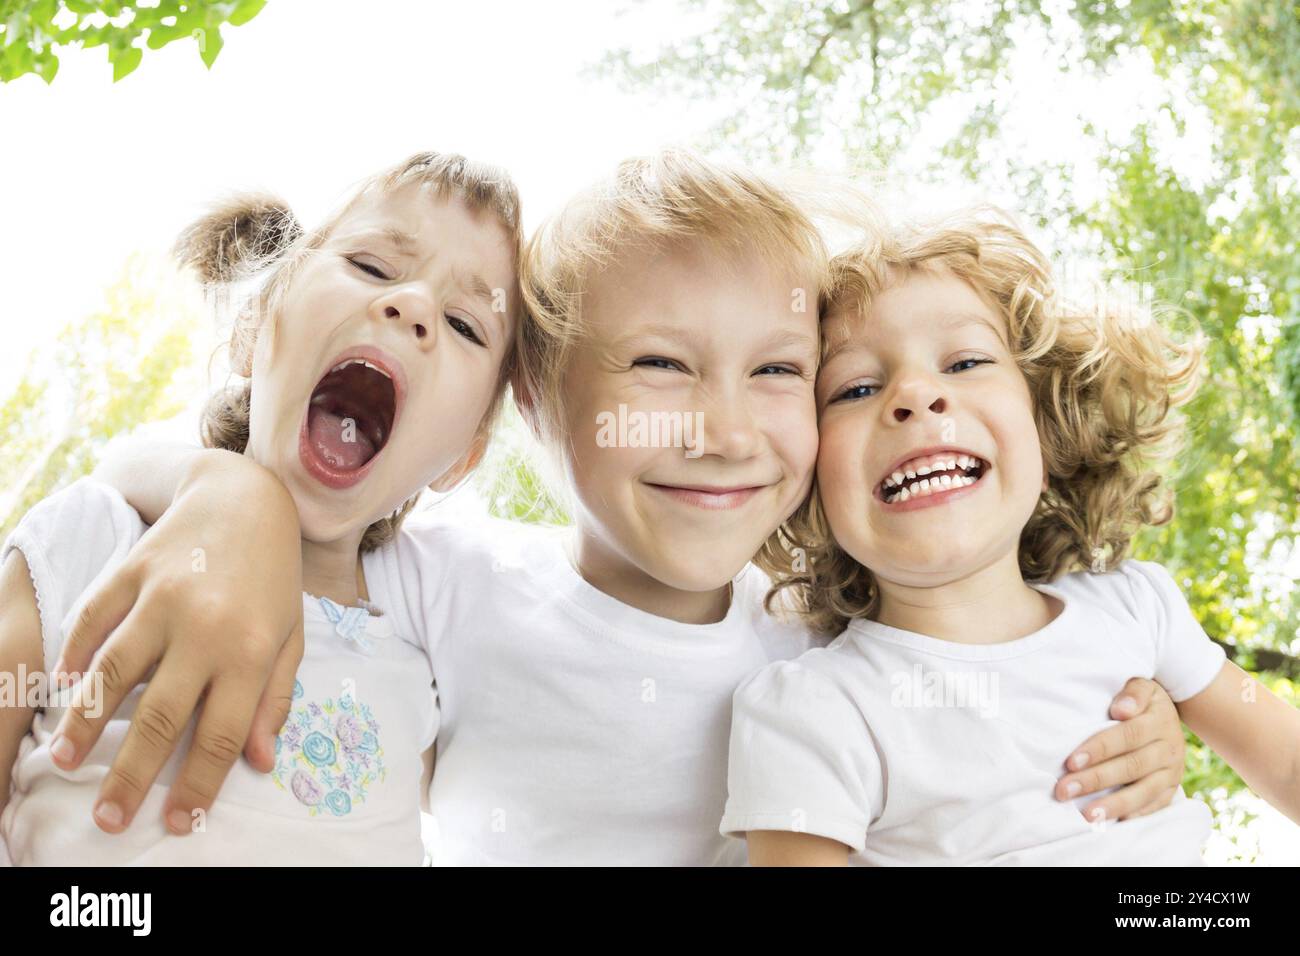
[272,690,386,817]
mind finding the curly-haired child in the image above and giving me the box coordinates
[721,207,1300,865]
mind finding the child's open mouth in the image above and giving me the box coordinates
[299,348,403,490]
[876,449,988,507]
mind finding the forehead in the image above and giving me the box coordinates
[335,183,515,285]
[583,239,818,339]
[824,265,1007,354]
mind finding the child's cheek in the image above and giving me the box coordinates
[781,400,820,487]
[815,418,866,536]
[764,380,818,458]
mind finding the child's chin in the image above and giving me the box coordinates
[860,543,984,583]
[645,549,747,595]
[296,504,374,546]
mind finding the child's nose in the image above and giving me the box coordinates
[891,396,946,422]
[888,376,948,423]
[698,395,762,461]
[372,287,434,342]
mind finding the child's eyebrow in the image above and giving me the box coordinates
[938,311,1009,344]
[611,325,704,349]
[338,227,419,253]
[459,272,498,308]
[759,328,819,357]
[821,311,1008,366]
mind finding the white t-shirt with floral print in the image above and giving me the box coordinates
[1,478,436,866]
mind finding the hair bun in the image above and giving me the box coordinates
[173,193,303,285]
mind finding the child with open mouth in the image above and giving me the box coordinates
[721,207,1300,865]
[0,151,522,863]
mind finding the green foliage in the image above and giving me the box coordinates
[0,0,268,83]
[473,402,571,527]
[603,0,1300,835]
[0,256,202,538]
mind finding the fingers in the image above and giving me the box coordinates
[50,607,162,773]
[1124,792,1182,820]
[243,617,303,773]
[1080,773,1178,824]
[1109,676,1162,720]
[53,566,140,685]
[1057,736,1178,801]
[1063,703,1153,779]
[88,658,206,834]
[163,674,265,834]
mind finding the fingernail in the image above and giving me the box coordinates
[166,809,192,834]
[1065,781,1081,798]
[50,735,76,765]
[1088,807,1106,821]
[1116,695,1137,715]
[94,801,124,829]
[1071,751,1090,769]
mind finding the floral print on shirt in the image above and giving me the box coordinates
[272,679,386,816]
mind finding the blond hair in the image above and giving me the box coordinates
[758,206,1205,634]
[516,148,831,450]
[183,151,523,552]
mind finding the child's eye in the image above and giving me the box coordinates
[347,256,392,280]
[633,357,685,372]
[947,357,993,373]
[447,314,486,347]
[830,382,879,403]
[753,364,801,377]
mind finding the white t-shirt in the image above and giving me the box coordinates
[1,478,437,866]
[720,561,1227,866]
[384,512,819,865]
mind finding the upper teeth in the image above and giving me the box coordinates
[881,452,984,498]
[330,358,391,379]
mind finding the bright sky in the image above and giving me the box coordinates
[0,0,723,387]
[0,0,1218,388]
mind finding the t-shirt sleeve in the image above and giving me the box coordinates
[382,510,460,663]
[1119,560,1226,702]
[720,658,882,854]
[0,478,147,671]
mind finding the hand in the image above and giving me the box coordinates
[49,451,304,836]
[1055,677,1186,823]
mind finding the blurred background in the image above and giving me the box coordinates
[0,0,1297,863]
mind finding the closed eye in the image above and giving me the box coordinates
[447,314,486,347]
[347,256,392,280]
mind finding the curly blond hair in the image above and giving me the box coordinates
[756,206,1205,634]
[183,151,523,552]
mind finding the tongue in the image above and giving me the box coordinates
[307,405,376,471]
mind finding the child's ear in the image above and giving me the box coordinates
[512,367,543,442]
[429,429,490,493]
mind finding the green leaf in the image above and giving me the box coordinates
[229,0,267,27]
[33,51,58,83]
[110,44,141,82]
[198,25,222,68]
